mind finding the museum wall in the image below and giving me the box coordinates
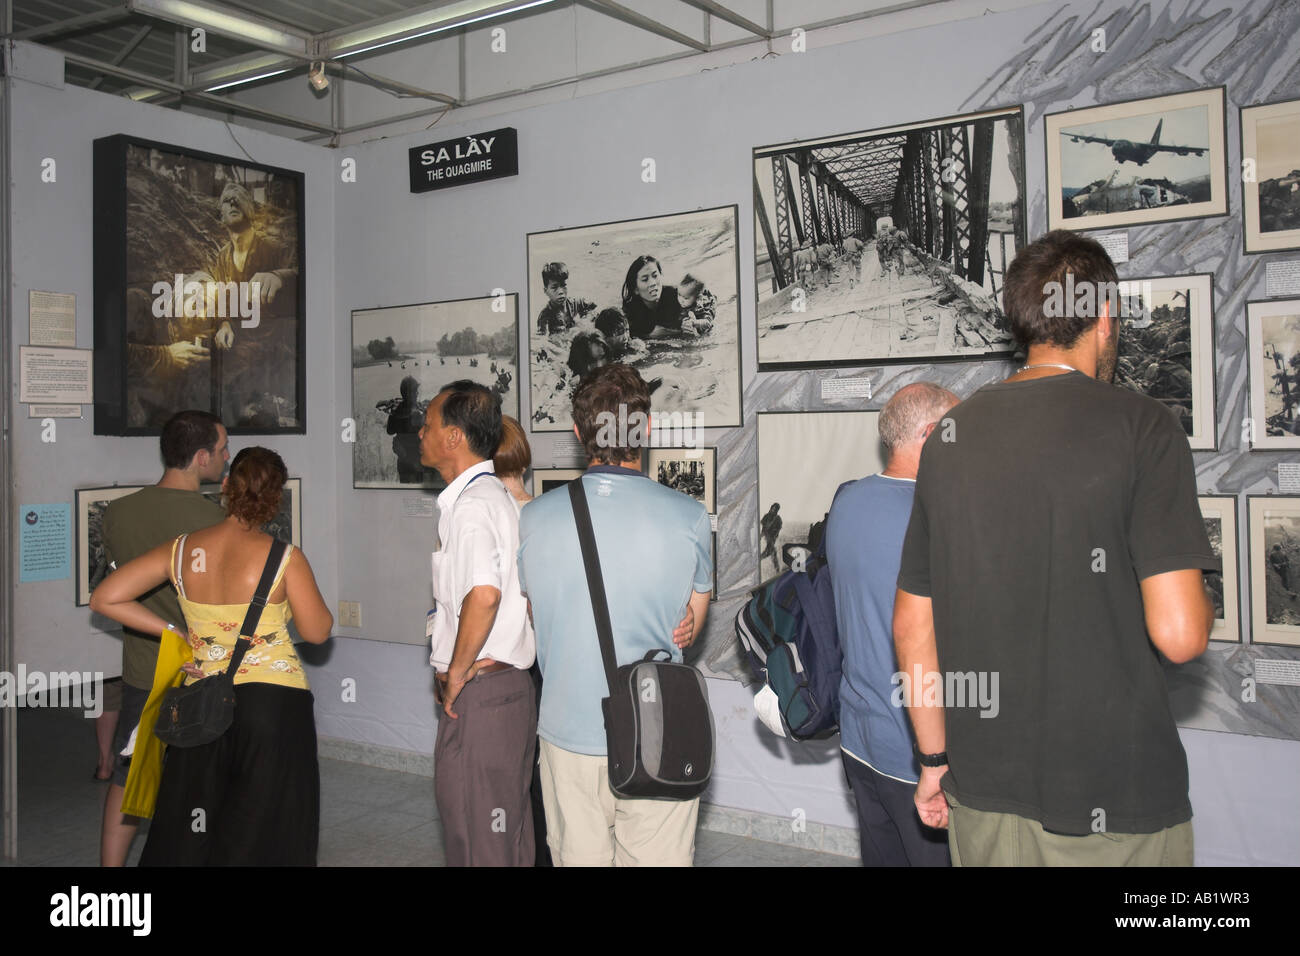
[322,0,1300,862]
[7,48,341,682]
[6,0,1300,864]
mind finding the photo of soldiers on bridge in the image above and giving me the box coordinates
[752,106,1026,368]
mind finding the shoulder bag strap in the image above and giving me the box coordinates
[568,477,619,693]
[226,538,289,676]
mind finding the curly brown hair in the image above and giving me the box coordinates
[224,447,288,527]
[572,363,650,465]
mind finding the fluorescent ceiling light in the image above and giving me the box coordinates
[326,0,555,59]
[206,68,292,91]
[191,51,294,91]
[128,0,311,58]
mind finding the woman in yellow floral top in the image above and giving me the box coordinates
[92,446,332,865]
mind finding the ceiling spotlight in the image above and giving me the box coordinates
[308,62,329,91]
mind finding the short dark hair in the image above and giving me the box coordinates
[678,274,704,296]
[572,363,650,465]
[1002,230,1120,349]
[542,262,568,286]
[160,410,223,469]
[438,380,502,459]
[594,307,627,338]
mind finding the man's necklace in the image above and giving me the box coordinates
[1016,362,1079,374]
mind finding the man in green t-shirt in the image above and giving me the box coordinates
[98,410,230,866]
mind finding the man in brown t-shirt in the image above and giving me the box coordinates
[98,410,229,866]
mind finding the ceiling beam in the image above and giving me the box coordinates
[581,0,709,52]
[60,50,338,135]
[676,0,771,39]
[9,4,131,42]
[320,0,561,59]
[89,23,154,90]
[125,0,313,60]
[336,62,458,106]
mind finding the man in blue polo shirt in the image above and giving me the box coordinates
[518,363,713,866]
[826,382,958,866]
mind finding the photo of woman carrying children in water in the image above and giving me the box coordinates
[526,205,742,432]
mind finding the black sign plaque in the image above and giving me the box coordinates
[408,127,518,193]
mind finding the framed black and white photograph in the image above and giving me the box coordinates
[530,468,585,496]
[1199,495,1240,644]
[756,411,883,578]
[351,295,520,490]
[1045,87,1228,232]
[1248,495,1300,648]
[526,205,742,432]
[647,446,716,514]
[93,135,306,435]
[1114,273,1216,449]
[76,479,301,606]
[1241,97,1300,254]
[753,106,1026,369]
[1247,298,1300,449]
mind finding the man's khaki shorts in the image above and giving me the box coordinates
[537,738,699,867]
[947,793,1194,866]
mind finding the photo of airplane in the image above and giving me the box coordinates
[1064,119,1208,166]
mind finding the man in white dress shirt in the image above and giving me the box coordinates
[421,380,537,866]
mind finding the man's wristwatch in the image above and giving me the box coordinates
[913,745,948,767]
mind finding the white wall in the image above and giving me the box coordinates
[7,59,339,680]
[7,0,1300,866]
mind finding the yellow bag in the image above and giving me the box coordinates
[121,627,190,818]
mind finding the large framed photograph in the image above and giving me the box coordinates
[530,467,584,496]
[647,446,716,514]
[1246,298,1300,449]
[1248,495,1300,647]
[1045,87,1227,232]
[1241,97,1300,254]
[93,135,306,435]
[526,205,742,432]
[1199,495,1240,644]
[351,295,520,490]
[753,107,1026,368]
[76,479,301,606]
[1113,273,1216,449]
[756,411,883,578]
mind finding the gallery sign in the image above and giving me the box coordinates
[408,127,518,193]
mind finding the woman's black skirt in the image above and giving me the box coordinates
[140,683,319,866]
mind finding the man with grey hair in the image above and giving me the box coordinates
[825,382,958,866]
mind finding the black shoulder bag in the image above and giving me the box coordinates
[568,478,714,800]
[155,539,288,749]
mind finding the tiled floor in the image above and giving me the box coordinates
[4,707,855,867]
